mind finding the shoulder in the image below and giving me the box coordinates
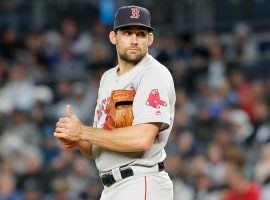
[143,55,173,81]
[99,67,117,85]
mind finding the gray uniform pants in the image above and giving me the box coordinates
[100,168,173,200]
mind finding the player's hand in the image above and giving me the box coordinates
[54,105,83,142]
[58,138,78,151]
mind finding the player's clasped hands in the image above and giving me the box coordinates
[54,105,83,150]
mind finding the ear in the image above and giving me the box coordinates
[148,32,154,46]
[109,31,116,45]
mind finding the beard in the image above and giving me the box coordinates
[118,49,145,65]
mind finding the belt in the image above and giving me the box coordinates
[100,162,165,187]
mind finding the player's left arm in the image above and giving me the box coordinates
[54,105,161,152]
[80,122,162,152]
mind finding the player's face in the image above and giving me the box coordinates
[110,26,154,65]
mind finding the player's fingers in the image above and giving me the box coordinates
[59,118,69,123]
[65,144,74,149]
[66,105,74,119]
[60,141,75,150]
[58,138,68,143]
[56,122,67,128]
[62,146,72,151]
[66,123,73,129]
[54,132,67,139]
[60,139,74,146]
[58,117,70,123]
[55,127,66,133]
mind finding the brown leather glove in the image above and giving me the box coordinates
[103,89,135,130]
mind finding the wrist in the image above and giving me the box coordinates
[80,125,90,141]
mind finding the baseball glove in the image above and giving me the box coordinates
[103,89,136,130]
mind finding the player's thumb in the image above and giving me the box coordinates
[66,105,74,119]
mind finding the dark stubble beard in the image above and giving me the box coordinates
[119,51,145,65]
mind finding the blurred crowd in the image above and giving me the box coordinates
[0,14,270,200]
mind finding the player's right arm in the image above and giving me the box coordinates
[58,138,94,158]
[57,72,106,158]
[77,141,94,157]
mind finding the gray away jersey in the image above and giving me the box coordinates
[92,54,176,172]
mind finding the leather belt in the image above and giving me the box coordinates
[100,162,165,187]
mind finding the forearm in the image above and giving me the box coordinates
[80,124,158,153]
[77,141,94,158]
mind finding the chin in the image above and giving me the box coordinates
[121,52,145,64]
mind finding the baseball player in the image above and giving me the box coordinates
[54,5,175,200]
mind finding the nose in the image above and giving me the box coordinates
[130,33,138,45]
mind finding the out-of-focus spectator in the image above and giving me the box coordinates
[221,163,261,200]
[78,179,102,200]
[165,153,194,200]
[193,173,215,200]
[213,124,234,151]
[224,146,246,169]
[203,31,226,90]
[61,18,92,57]
[206,144,226,188]
[229,68,257,118]
[176,130,198,159]
[175,89,196,117]
[52,80,96,123]
[226,22,259,65]
[254,143,270,184]
[194,105,215,144]
[16,147,50,195]
[0,110,40,161]
[252,99,269,126]
[53,47,87,80]
[44,176,70,200]
[22,178,42,200]
[0,65,36,112]
[87,21,113,71]
[66,155,95,199]
[189,154,208,179]
[0,57,8,86]
[0,174,23,200]
[255,119,270,144]
[227,109,254,144]
[261,181,270,200]
[0,25,21,62]
[49,151,76,174]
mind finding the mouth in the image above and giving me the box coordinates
[126,47,140,52]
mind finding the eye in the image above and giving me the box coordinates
[124,31,132,36]
[137,31,147,37]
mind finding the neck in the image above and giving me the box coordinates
[117,58,135,76]
[117,53,148,75]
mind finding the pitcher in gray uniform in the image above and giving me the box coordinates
[54,5,176,200]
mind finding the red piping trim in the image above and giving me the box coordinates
[144,176,147,200]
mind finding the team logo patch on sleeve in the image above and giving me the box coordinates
[146,89,167,109]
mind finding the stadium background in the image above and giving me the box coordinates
[0,0,270,199]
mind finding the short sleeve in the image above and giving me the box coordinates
[132,67,171,130]
[92,71,107,128]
